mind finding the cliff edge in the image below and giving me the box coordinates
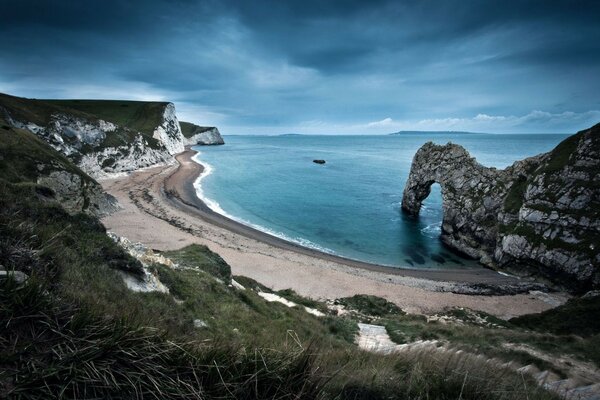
[180,121,224,145]
[402,123,600,292]
[0,93,188,179]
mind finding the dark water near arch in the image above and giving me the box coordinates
[193,133,567,269]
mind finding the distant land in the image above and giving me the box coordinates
[389,130,483,135]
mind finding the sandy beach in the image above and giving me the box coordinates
[101,149,567,317]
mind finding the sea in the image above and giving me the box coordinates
[192,133,568,269]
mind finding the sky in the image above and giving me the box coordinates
[1,0,599,134]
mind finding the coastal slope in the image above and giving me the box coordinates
[180,121,225,145]
[0,93,185,179]
[402,123,600,292]
[0,118,117,216]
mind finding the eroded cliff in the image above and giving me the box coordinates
[402,124,600,292]
[179,121,225,145]
[0,120,118,217]
[0,94,186,179]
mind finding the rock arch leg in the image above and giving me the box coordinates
[401,179,435,216]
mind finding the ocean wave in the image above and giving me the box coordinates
[420,222,441,238]
[190,152,336,255]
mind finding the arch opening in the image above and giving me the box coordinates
[418,183,443,239]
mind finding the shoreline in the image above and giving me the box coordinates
[165,148,529,286]
[100,149,567,317]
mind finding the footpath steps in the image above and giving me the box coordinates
[356,323,600,400]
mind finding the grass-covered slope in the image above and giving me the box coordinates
[0,93,169,136]
[0,93,168,152]
[0,93,92,126]
[0,118,117,216]
[0,177,563,399]
[0,126,575,399]
[0,118,93,184]
[48,99,169,136]
[179,121,215,138]
[511,295,600,337]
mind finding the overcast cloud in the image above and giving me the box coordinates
[1,0,599,134]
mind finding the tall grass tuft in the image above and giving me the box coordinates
[0,279,326,399]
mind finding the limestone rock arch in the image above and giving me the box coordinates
[401,142,509,263]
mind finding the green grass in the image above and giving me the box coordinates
[0,278,326,399]
[0,178,562,398]
[0,93,168,152]
[374,305,600,376]
[337,294,405,318]
[180,121,214,138]
[0,92,93,126]
[46,99,169,136]
[539,131,582,175]
[163,244,232,283]
[0,119,94,184]
[511,295,600,337]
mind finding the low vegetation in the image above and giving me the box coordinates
[179,121,216,138]
[0,93,167,152]
[2,122,593,398]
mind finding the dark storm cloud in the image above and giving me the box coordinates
[1,0,599,133]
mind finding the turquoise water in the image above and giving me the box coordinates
[192,133,568,269]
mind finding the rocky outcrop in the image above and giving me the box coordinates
[0,95,192,180]
[37,170,119,217]
[152,103,185,154]
[402,123,600,292]
[180,121,224,145]
[77,135,173,180]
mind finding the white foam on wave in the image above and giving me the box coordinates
[190,152,336,255]
[420,223,441,239]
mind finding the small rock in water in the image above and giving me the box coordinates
[313,159,326,164]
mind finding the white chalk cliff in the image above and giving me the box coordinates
[185,127,224,145]
[2,100,192,180]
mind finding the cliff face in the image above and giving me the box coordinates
[0,94,187,180]
[179,121,225,145]
[402,124,600,292]
[0,120,118,217]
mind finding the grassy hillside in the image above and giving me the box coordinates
[0,93,93,126]
[2,122,593,398]
[0,118,94,184]
[0,177,564,399]
[0,93,168,151]
[48,99,169,136]
[179,120,215,138]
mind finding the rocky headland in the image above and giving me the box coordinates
[0,93,223,180]
[402,124,600,292]
[180,121,225,145]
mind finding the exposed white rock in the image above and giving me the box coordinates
[37,170,119,216]
[356,323,399,353]
[79,135,173,180]
[108,232,175,293]
[257,291,325,317]
[402,124,600,292]
[3,103,189,180]
[194,319,209,328]
[230,278,246,290]
[0,270,29,284]
[185,127,224,146]
[119,270,170,294]
[152,103,185,154]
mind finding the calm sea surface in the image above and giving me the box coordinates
[193,133,568,269]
